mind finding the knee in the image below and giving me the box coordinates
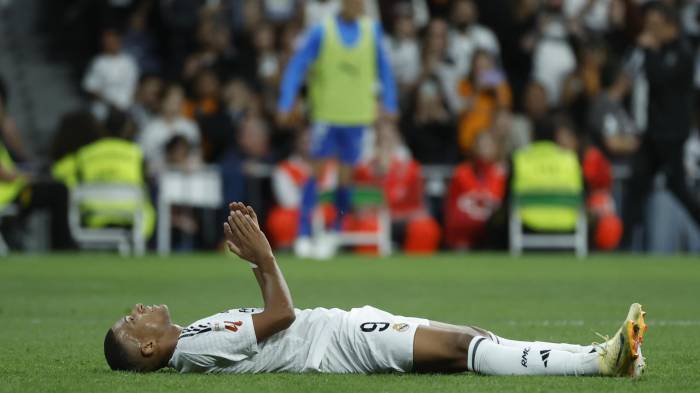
[451,332,472,360]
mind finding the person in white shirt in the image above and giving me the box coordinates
[384,4,422,94]
[82,29,139,120]
[447,0,500,78]
[138,84,201,178]
[104,203,647,377]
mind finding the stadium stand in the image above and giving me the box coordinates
[1,0,700,255]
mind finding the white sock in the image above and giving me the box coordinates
[468,336,600,376]
[487,331,595,354]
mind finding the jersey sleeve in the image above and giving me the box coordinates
[170,312,259,373]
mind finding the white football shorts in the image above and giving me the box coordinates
[319,306,430,373]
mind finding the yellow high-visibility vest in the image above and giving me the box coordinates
[53,138,155,238]
[512,141,583,231]
[0,142,26,210]
[309,16,377,125]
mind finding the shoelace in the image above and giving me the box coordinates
[591,332,611,355]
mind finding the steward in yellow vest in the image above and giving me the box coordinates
[52,111,155,238]
[511,139,583,232]
[0,140,75,249]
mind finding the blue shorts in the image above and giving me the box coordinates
[310,123,367,165]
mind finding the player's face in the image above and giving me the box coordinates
[341,0,364,20]
[111,304,172,346]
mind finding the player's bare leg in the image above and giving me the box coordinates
[413,304,647,377]
[412,325,473,373]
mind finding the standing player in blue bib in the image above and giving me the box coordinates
[277,0,397,258]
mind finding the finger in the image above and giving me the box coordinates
[245,205,258,223]
[229,202,247,214]
[233,211,253,238]
[228,213,248,242]
[239,212,257,234]
[223,222,235,242]
[243,214,258,233]
[226,240,242,256]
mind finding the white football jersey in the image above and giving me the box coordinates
[169,306,429,374]
[169,307,346,373]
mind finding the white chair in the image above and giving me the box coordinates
[157,168,223,256]
[69,184,146,256]
[509,194,588,259]
[0,204,19,256]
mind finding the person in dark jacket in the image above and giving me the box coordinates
[621,2,700,247]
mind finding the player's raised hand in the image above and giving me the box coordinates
[224,209,273,265]
[228,202,259,228]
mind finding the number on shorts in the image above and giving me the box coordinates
[360,322,390,332]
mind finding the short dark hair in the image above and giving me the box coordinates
[104,328,139,371]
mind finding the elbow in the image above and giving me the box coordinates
[278,310,296,330]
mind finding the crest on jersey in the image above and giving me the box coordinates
[179,320,243,339]
[223,321,243,332]
[392,323,409,332]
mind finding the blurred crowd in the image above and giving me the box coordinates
[2,0,700,253]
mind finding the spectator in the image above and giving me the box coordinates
[122,1,161,75]
[219,116,274,214]
[385,4,422,98]
[0,77,31,162]
[456,50,512,154]
[417,18,461,115]
[0,145,74,250]
[532,2,577,104]
[499,0,539,108]
[82,28,139,120]
[183,17,253,83]
[406,75,459,164]
[515,80,552,142]
[490,110,531,161]
[253,23,282,112]
[139,84,201,178]
[353,121,441,254]
[183,68,221,119]
[197,78,256,163]
[564,0,613,36]
[447,0,500,78]
[622,2,700,247]
[130,74,163,134]
[561,40,607,127]
[587,63,640,159]
[262,0,298,25]
[444,131,507,249]
[554,116,622,250]
[164,135,199,251]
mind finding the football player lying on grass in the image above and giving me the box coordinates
[104,202,647,377]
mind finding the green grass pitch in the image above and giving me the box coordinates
[2,253,699,392]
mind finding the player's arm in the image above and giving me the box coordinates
[374,22,398,118]
[224,203,295,343]
[277,24,323,119]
